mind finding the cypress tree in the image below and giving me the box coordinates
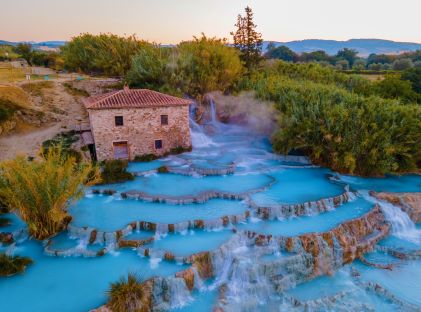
[231,6,263,70]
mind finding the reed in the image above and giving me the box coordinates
[0,145,101,239]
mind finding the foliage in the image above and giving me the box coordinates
[336,48,358,67]
[0,45,19,61]
[253,61,373,96]
[392,58,414,71]
[0,146,101,239]
[231,6,263,70]
[100,159,134,184]
[401,68,421,94]
[374,74,420,103]
[62,33,148,76]
[0,98,20,123]
[15,43,33,65]
[63,83,90,97]
[243,63,421,176]
[0,254,33,277]
[335,59,349,70]
[300,50,333,63]
[31,51,64,70]
[126,45,175,91]
[126,34,242,98]
[133,154,158,162]
[42,131,82,162]
[265,45,296,62]
[353,59,367,70]
[177,34,243,98]
[108,273,150,312]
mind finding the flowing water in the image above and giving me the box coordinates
[1,104,421,311]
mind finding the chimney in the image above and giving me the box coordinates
[123,84,129,91]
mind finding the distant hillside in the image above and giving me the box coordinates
[0,40,66,50]
[263,39,421,56]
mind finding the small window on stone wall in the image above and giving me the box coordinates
[115,116,124,126]
[161,115,168,125]
[155,139,163,149]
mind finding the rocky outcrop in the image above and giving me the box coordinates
[248,205,389,277]
[373,192,421,223]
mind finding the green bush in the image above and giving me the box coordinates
[100,160,134,184]
[0,99,19,123]
[62,33,149,76]
[0,254,33,277]
[133,154,158,162]
[42,131,82,162]
[245,70,421,176]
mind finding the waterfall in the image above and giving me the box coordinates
[189,117,215,148]
[361,190,421,244]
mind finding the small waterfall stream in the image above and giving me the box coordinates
[361,190,421,244]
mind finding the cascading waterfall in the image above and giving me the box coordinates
[361,190,421,244]
[189,116,215,148]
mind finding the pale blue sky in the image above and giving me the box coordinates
[1,0,420,43]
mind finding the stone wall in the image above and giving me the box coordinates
[88,105,191,161]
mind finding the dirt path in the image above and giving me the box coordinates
[0,81,90,161]
[0,124,61,159]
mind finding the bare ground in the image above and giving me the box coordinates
[0,79,118,161]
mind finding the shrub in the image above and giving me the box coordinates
[100,160,134,184]
[245,71,421,176]
[0,145,101,239]
[0,254,33,277]
[133,154,158,162]
[0,98,19,123]
[62,33,148,76]
[156,166,169,173]
[108,273,150,312]
[42,131,82,162]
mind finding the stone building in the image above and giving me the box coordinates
[84,87,192,161]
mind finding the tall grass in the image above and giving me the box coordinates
[0,146,101,239]
[244,67,421,176]
[107,273,150,312]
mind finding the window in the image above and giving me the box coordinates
[155,139,163,149]
[115,116,124,126]
[161,114,168,125]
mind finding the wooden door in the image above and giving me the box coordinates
[113,141,129,159]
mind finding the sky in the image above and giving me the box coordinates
[1,0,420,43]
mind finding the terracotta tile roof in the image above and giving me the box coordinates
[84,88,192,110]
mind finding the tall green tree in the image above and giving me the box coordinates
[15,43,33,65]
[231,6,263,70]
[265,45,296,62]
[177,34,243,98]
[336,48,358,67]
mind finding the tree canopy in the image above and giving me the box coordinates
[231,6,263,70]
[62,33,148,76]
